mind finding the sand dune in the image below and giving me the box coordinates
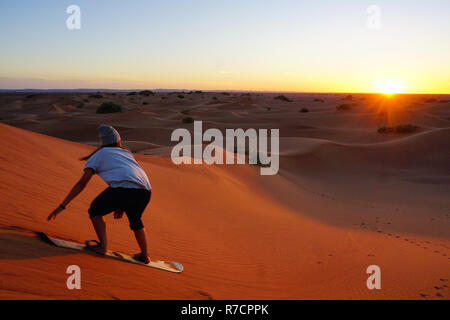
[0,92,449,300]
[279,128,450,173]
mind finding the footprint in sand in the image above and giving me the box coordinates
[357,223,449,260]
[197,291,214,300]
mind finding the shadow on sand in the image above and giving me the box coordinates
[0,227,74,260]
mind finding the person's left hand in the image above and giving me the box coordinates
[114,209,124,219]
[47,206,64,221]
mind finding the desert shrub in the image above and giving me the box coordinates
[83,99,89,102]
[139,90,153,96]
[96,102,122,114]
[314,98,324,102]
[181,109,190,115]
[222,92,230,96]
[392,124,419,133]
[142,102,148,105]
[267,107,271,111]
[425,98,436,103]
[127,92,137,96]
[26,94,37,99]
[274,95,291,102]
[212,96,218,100]
[194,90,203,94]
[241,93,251,97]
[343,94,353,101]
[177,95,185,99]
[89,93,103,99]
[300,108,309,113]
[377,124,419,134]
[76,102,84,109]
[336,103,353,111]
[377,126,392,134]
[182,116,194,123]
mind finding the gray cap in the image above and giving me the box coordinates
[98,124,121,146]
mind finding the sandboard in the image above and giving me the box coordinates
[37,232,183,273]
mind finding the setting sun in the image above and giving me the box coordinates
[373,80,407,94]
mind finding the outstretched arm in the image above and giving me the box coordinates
[47,168,94,221]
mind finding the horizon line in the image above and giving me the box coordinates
[0,88,448,95]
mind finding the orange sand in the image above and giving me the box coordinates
[0,92,448,299]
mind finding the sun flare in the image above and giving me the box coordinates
[373,80,407,95]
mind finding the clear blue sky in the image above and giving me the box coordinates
[0,0,449,92]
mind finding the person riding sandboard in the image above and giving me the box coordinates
[47,124,152,264]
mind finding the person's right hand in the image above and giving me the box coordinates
[47,206,64,221]
[114,209,124,219]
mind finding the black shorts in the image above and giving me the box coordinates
[88,187,151,231]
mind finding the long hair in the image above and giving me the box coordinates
[80,142,122,161]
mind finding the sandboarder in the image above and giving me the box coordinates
[47,125,152,264]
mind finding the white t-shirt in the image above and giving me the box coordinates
[84,147,151,191]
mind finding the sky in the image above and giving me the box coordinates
[0,0,449,93]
